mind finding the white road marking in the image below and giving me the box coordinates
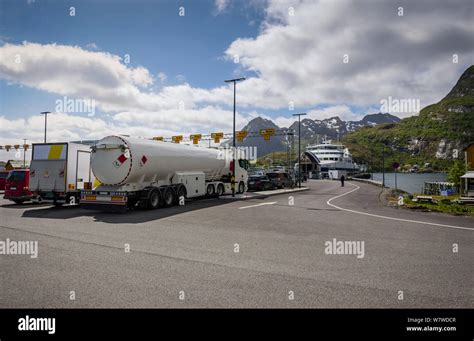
[326,183,474,231]
[239,202,277,210]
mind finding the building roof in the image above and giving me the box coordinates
[5,159,30,168]
[461,171,474,179]
[462,143,474,151]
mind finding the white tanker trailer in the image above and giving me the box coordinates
[80,135,249,212]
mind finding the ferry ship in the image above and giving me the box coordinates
[305,142,358,175]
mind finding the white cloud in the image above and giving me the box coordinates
[157,72,167,83]
[175,74,186,82]
[0,0,473,150]
[85,43,98,50]
[226,0,474,111]
[0,42,157,112]
[0,107,248,148]
[214,0,230,14]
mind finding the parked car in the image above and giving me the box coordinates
[266,172,294,189]
[247,175,274,191]
[4,169,37,204]
[0,171,9,190]
[248,167,265,176]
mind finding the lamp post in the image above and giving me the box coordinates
[40,111,51,143]
[224,77,245,197]
[293,113,306,188]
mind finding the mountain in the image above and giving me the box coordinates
[342,65,474,171]
[288,113,400,141]
[232,113,401,157]
[235,117,286,158]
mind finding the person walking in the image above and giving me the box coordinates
[340,175,345,187]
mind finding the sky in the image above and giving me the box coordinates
[0,0,473,161]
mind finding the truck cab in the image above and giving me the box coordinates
[3,169,36,204]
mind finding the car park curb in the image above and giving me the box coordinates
[220,186,309,200]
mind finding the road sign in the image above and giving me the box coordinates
[152,137,163,141]
[211,132,224,143]
[172,135,183,143]
[190,134,202,145]
[236,130,248,142]
[260,128,276,141]
[392,162,400,169]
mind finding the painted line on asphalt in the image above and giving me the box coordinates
[238,202,277,210]
[326,183,474,231]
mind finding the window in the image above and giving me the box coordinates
[7,171,26,182]
[238,159,250,170]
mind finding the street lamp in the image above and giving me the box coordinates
[40,111,51,143]
[224,77,245,197]
[293,113,307,188]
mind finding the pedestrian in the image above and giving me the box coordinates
[340,175,345,187]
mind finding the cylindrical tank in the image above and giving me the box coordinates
[91,135,230,185]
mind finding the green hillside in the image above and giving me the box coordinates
[343,66,474,171]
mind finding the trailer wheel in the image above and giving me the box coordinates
[177,185,187,205]
[216,184,225,197]
[148,189,161,209]
[206,184,215,196]
[238,181,245,194]
[163,187,176,207]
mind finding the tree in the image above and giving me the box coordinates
[447,160,467,191]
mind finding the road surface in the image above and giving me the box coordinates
[1,180,473,308]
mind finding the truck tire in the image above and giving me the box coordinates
[163,187,176,207]
[206,184,215,196]
[216,184,225,197]
[177,185,187,205]
[148,189,161,209]
[12,199,24,205]
[238,181,245,194]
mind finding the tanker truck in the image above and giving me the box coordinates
[80,135,249,212]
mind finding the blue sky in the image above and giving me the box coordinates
[1,0,264,119]
[0,0,472,152]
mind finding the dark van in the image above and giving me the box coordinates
[4,169,36,204]
[266,172,294,189]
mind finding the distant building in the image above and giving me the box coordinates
[463,143,474,170]
[5,160,29,170]
[461,143,474,197]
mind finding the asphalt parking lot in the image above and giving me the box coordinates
[1,180,473,308]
